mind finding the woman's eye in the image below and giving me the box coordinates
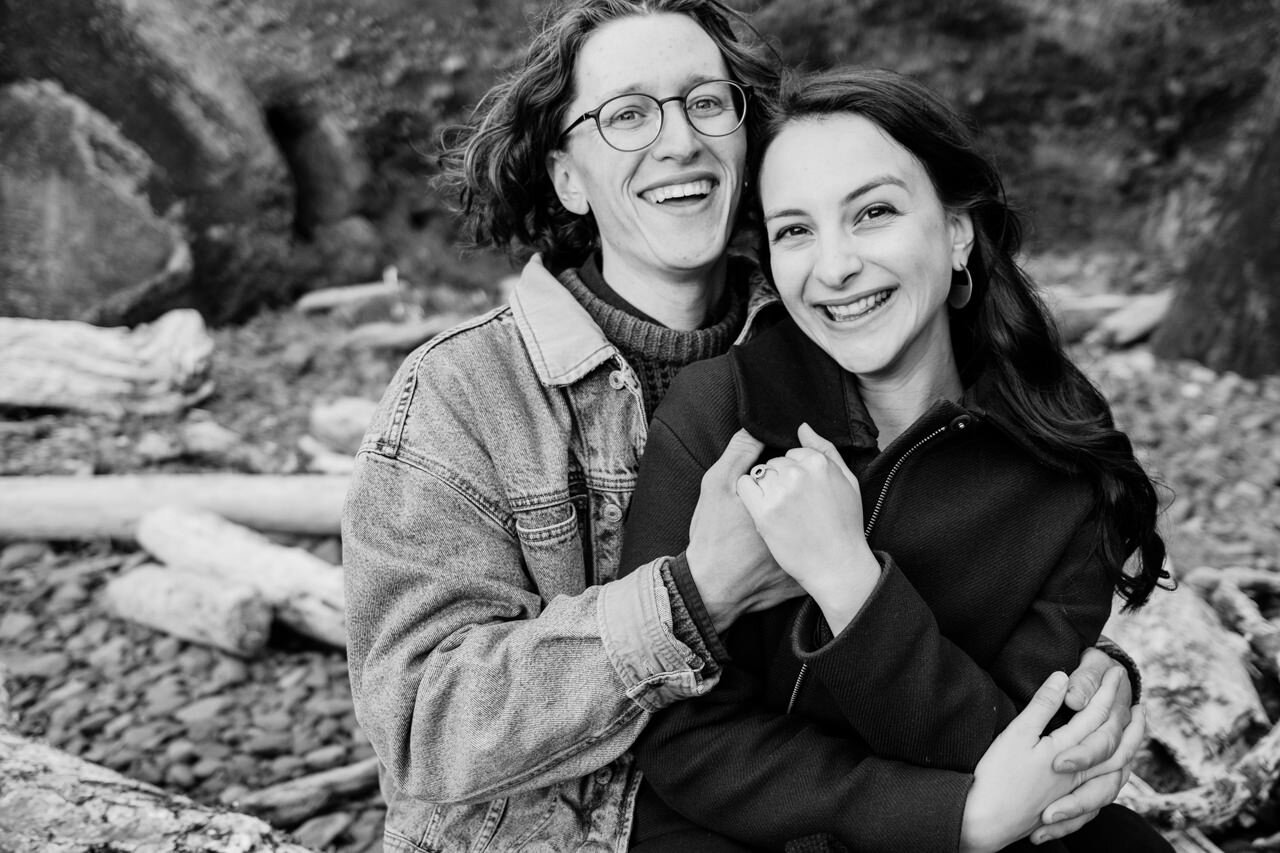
[861,203,896,222]
[771,225,808,243]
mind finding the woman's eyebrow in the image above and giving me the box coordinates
[763,175,907,221]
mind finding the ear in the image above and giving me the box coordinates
[947,208,975,270]
[547,149,591,216]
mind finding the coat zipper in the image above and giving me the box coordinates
[786,422,954,714]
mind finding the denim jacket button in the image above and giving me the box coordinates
[608,370,626,390]
[602,504,623,523]
[593,767,613,785]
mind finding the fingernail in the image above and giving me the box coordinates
[1046,812,1064,823]
[1057,760,1076,772]
[1048,671,1068,690]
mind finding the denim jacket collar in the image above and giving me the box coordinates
[511,254,782,389]
[511,255,618,388]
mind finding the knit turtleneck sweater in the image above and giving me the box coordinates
[559,258,748,422]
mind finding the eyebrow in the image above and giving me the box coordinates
[763,174,908,221]
[592,73,724,103]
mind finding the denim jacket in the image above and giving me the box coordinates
[343,255,777,852]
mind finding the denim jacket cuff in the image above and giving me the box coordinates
[662,551,729,666]
[598,558,720,713]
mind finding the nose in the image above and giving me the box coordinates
[811,229,862,290]
[649,100,700,160]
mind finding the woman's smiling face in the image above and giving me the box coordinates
[548,13,747,287]
[761,113,973,383]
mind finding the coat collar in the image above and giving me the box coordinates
[731,316,880,450]
[730,315,1059,467]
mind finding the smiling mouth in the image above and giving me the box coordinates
[823,289,893,322]
[642,179,714,205]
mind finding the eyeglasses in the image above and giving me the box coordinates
[558,79,750,152]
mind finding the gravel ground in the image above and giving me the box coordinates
[2,303,1279,851]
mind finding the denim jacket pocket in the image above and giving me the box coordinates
[513,501,586,599]
[385,790,564,853]
[513,501,579,544]
[385,796,507,853]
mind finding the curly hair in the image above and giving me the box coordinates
[754,67,1169,609]
[436,0,781,271]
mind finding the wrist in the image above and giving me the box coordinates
[803,548,880,636]
[959,788,999,853]
[686,549,741,634]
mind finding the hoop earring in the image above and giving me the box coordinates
[948,265,973,310]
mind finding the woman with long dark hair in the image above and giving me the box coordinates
[621,67,1169,852]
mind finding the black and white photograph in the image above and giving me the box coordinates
[2,1,1278,850]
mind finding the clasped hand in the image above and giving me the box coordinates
[962,665,1145,850]
[734,423,880,635]
[686,429,805,633]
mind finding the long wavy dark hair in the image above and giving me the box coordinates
[435,0,781,271]
[755,67,1167,609]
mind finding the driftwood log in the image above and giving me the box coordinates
[0,308,214,415]
[1085,288,1175,347]
[0,473,349,541]
[137,506,345,647]
[1119,776,1223,852]
[103,564,273,657]
[298,434,357,474]
[309,396,377,455]
[1104,577,1266,785]
[338,313,470,351]
[1208,581,1280,680]
[294,269,402,315]
[1042,286,1131,343]
[0,664,316,853]
[1124,719,1280,832]
[230,756,381,828]
[1185,565,1280,599]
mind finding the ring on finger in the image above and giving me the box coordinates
[750,464,772,482]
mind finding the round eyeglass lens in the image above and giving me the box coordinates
[684,80,746,136]
[596,80,746,151]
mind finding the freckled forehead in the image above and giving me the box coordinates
[572,13,732,105]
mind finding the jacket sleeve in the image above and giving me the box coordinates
[792,518,1114,771]
[342,343,718,806]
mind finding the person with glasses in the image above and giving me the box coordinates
[558,78,751,152]
[342,2,1146,851]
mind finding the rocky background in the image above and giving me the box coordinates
[2,0,1280,851]
[3,0,1276,325]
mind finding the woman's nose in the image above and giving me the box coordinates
[812,233,862,289]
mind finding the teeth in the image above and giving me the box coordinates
[825,291,892,321]
[644,179,713,204]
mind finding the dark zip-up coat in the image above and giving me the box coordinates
[620,316,1116,852]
